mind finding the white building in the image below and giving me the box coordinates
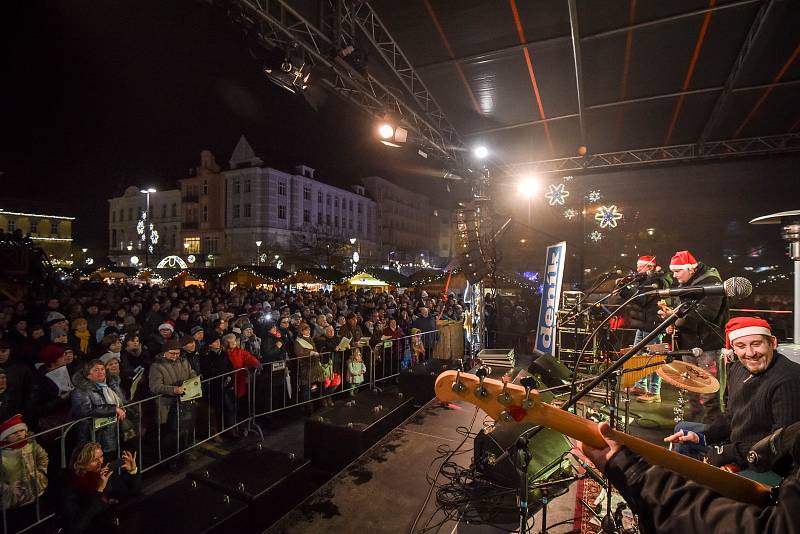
[222,137,378,265]
[107,186,182,266]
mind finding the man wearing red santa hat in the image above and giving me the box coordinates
[664,316,800,481]
[658,250,728,422]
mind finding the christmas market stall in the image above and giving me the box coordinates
[218,265,290,290]
[165,269,207,288]
[340,268,411,293]
[283,268,343,291]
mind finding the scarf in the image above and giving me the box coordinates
[96,382,122,407]
[73,329,91,354]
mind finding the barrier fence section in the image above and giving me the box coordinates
[2,329,443,534]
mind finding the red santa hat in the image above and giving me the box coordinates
[669,250,698,271]
[725,316,773,350]
[636,256,657,269]
[0,414,28,443]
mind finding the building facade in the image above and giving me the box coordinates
[107,187,182,267]
[361,175,451,265]
[177,149,227,265]
[0,202,75,265]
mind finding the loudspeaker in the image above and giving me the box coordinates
[528,351,573,388]
[473,422,573,517]
[399,359,457,406]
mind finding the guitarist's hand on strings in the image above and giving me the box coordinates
[664,429,701,445]
[577,421,623,472]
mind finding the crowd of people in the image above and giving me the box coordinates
[0,278,463,532]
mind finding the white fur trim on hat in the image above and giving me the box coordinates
[158,323,174,332]
[728,325,772,342]
[0,423,27,442]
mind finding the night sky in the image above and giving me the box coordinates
[3,0,799,282]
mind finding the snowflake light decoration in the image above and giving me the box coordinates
[564,208,578,220]
[587,190,601,203]
[595,205,624,229]
[589,231,603,242]
[563,175,574,182]
[545,183,570,206]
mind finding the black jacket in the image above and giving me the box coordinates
[60,469,142,534]
[674,263,728,350]
[605,446,800,534]
[620,271,672,332]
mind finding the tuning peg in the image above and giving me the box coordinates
[451,370,467,394]
[474,368,489,398]
[522,384,533,409]
[498,410,513,422]
[497,379,512,406]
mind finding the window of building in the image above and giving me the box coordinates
[202,205,208,222]
[334,198,339,209]
[183,237,200,254]
[326,194,331,206]
[171,203,177,217]
[245,179,251,193]
[203,237,218,253]
[326,214,331,226]
[244,204,251,217]
[111,211,116,223]
[349,219,353,230]
[278,205,287,219]
[111,229,117,246]
[202,180,208,195]
[161,204,166,218]
[233,179,240,194]
[334,215,339,227]
[303,186,311,200]
[349,200,353,211]
[29,220,38,234]
[357,203,363,214]
[52,221,59,236]
[318,191,323,203]
[358,220,363,231]
[233,204,240,218]
[317,212,322,225]
[303,209,310,223]
[120,209,124,222]
[128,208,133,221]
[279,182,286,196]
[7,219,15,232]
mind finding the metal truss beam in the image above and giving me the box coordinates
[231,0,462,164]
[332,1,463,154]
[697,0,777,146]
[566,0,587,148]
[498,133,800,175]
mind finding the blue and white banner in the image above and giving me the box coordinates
[535,241,567,355]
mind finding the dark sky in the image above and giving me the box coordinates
[3,0,799,284]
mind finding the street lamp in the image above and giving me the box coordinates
[255,240,262,265]
[139,187,157,267]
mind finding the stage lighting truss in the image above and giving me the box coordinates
[263,44,311,93]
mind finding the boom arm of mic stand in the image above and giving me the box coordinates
[559,282,634,327]
[561,300,696,413]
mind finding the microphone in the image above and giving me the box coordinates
[747,421,800,471]
[647,277,752,300]
[650,347,703,358]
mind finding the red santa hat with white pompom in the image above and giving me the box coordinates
[637,255,656,269]
[0,414,28,443]
[669,250,698,271]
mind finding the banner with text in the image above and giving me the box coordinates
[535,242,567,355]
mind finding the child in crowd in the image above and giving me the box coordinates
[347,348,366,396]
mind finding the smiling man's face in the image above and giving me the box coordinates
[732,334,777,375]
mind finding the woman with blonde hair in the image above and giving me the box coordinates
[60,442,140,534]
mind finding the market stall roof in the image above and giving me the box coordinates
[284,268,346,285]
[218,265,292,282]
[345,268,411,287]
[361,0,800,172]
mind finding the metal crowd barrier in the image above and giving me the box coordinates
[2,329,442,534]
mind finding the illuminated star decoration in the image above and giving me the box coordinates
[589,231,603,242]
[587,190,601,203]
[545,183,570,206]
[564,208,578,220]
[595,205,624,229]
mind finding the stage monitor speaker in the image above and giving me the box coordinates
[473,422,573,521]
[528,351,573,388]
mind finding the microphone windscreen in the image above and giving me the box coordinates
[723,277,752,300]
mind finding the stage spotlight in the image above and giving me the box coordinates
[473,145,489,159]
[517,176,539,198]
[378,123,394,139]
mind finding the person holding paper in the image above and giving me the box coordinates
[293,323,325,407]
[147,338,198,466]
[32,343,75,431]
[70,359,128,455]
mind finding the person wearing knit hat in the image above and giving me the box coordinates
[0,413,49,516]
[665,316,800,479]
[50,325,68,344]
[659,249,728,423]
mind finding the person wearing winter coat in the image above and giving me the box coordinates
[293,323,324,404]
[59,442,140,534]
[238,322,262,360]
[221,334,261,435]
[31,344,74,432]
[70,360,128,455]
[147,338,197,461]
[0,415,48,532]
[68,318,95,362]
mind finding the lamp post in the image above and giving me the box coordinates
[255,240,262,265]
[139,188,157,267]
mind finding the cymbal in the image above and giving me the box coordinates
[656,360,719,394]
